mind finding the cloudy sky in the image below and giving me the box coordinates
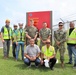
[0,0,76,29]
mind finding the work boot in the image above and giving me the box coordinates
[3,56,8,59]
[61,62,64,68]
[50,67,54,70]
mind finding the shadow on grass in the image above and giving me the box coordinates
[14,63,51,72]
[55,63,73,69]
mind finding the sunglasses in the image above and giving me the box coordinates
[59,25,63,26]
[46,42,50,44]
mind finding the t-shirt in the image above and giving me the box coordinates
[69,28,74,35]
[12,29,18,36]
[1,25,10,33]
[1,25,12,40]
[24,44,41,57]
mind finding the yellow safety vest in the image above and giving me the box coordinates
[3,26,12,39]
[67,28,76,44]
[12,30,18,42]
[42,45,55,59]
[17,29,25,42]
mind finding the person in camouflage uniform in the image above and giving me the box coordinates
[54,22,67,67]
[26,19,38,45]
[39,22,51,49]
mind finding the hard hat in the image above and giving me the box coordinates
[13,24,18,27]
[58,22,63,26]
[5,19,10,23]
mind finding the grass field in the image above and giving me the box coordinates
[0,47,76,75]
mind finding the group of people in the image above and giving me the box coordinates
[0,19,76,70]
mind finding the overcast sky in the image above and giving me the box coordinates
[0,0,76,28]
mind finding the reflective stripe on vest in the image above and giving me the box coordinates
[17,29,25,41]
[42,46,54,58]
[67,28,76,44]
[3,27,12,39]
[12,30,18,42]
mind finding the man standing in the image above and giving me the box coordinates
[26,19,38,45]
[1,19,12,59]
[24,39,41,67]
[41,39,56,70]
[39,22,51,49]
[12,24,18,59]
[54,22,67,67]
[66,22,76,68]
[16,23,26,61]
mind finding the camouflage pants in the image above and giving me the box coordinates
[54,45,65,62]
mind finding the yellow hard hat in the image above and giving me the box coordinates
[5,19,10,23]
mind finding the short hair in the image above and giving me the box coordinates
[30,19,34,22]
[43,22,47,24]
[46,39,51,42]
[29,39,35,42]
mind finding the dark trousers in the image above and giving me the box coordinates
[43,58,56,68]
[12,42,16,58]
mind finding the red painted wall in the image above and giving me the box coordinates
[26,11,52,31]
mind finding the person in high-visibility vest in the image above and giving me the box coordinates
[66,22,76,68]
[16,23,26,61]
[12,24,18,59]
[1,19,12,59]
[41,39,56,70]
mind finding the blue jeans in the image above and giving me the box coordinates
[16,42,24,60]
[24,58,41,66]
[67,45,76,64]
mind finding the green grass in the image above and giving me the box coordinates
[0,48,76,75]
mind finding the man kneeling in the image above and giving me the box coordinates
[41,39,56,70]
[24,39,41,67]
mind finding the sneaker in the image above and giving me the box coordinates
[61,63,64,68]
[66,62,72,64]
[27,64,31,68]
[3,56,8,59]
